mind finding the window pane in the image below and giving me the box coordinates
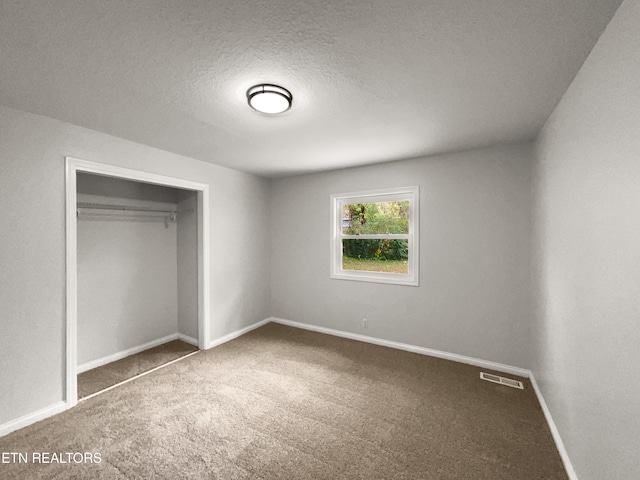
[342,239,408,274]
[342,201,409,235]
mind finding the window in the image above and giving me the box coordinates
[331,186,419,286]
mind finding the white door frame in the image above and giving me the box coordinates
[65,157,211,407]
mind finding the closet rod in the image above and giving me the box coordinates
[76,202,177,214]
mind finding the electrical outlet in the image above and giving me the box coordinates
[362,318,368,328]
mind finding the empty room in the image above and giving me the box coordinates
[0,1,638,479]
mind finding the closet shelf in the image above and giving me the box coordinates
[76,203,178,226]
[76,193,180,227]
[77,202,176,213]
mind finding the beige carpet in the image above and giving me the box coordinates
[0,323,567,479]
[78,339,199,399]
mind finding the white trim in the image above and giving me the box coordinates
[77,334,181,374]
[269,317,529,377]
[330,186,419,287]
[268,316,576,478]
[0,401,68,437]
[4,311,578,480]
[198,187,211,350]
[177,333,199,347]
[65,157,211,409]
[207,318,271,349]
[79,350,200,402]
[0,319,270,436]
[529,373,579,480]
[330,186,418,201]
[67,158,211,191]
[341,234,410,240]
[65,159,79,407]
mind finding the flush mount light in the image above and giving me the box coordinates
[247,84,292,114]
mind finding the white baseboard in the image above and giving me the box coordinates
[79,350,200,403]
[77,333,180,373]
[1,322,270,437]
[1,321,274,437]
[0,401,67,437]
[2,314,577,480]
[207,318,271,349]
[529,373,578,480]
[3,333,195,436]
[177,333,199,347]
[268,317,530,378]
[268,316,577,479]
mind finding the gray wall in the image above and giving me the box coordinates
[77,177,199,359]
[271,143,533,368]
[532,0,640,478]
[0,104,271,426]
[77,172,181,203]
[177,193,199,340]
[77,215,178,364]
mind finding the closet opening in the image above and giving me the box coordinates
[65,157,210,407]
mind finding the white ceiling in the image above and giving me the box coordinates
[0,1,622,177]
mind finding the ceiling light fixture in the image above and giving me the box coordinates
[247,84,292,114]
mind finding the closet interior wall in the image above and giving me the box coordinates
[176,192,198,341]
[76,173,198,369]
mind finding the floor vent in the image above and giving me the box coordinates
[480,372,524,389]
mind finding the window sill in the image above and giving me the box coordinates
[330,271,419,286]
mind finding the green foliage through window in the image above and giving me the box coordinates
[342,239,408,262]
[342,201,409,235]
[341,200,409,262]
[332,187,418,284]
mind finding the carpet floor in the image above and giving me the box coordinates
[78,339,199,399]
[0,323,567,479]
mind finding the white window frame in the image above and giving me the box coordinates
[330,186,419,286]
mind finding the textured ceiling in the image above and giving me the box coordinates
[0,1,622,177]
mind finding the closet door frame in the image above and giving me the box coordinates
[65,157,210,408]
